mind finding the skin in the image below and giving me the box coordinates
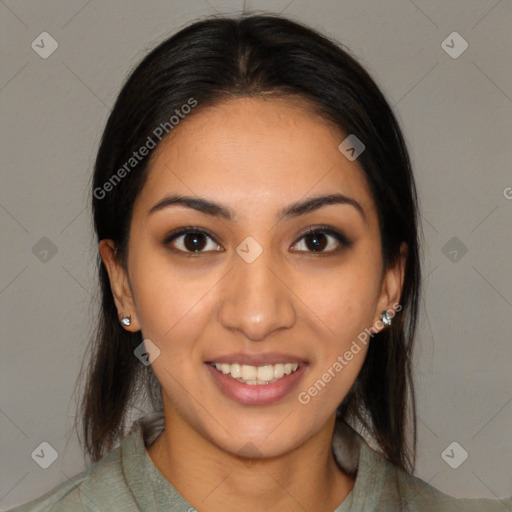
[99,96,406,512]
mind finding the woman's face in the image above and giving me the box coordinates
[101,96,403,458]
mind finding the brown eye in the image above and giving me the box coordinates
[183,232,207,251]
[165,228,222,253]
[304,232,328,251]
[291,227,352,254]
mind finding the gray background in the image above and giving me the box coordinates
[1,0,511,509]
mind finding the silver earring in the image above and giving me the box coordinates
[120,315,131,327]
[380,310,392,327]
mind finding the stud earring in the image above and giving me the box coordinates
[380,310,392,327]
[120,315,131,327]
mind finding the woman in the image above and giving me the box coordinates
[9,13,508,512]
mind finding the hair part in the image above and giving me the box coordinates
[75,13,421,472]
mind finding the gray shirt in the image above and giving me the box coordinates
[8,411,510,511]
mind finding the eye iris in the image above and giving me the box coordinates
[305,232,327,252]
[184,233,206,252]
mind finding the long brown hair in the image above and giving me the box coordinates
[75,13,421,472]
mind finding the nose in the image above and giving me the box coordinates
[217,248,297,341]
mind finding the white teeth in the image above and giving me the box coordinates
[274,363,285,379]
[231,363,241,378]
[257,365,274,381]
[211,362,300,385]
[241,365,257,381]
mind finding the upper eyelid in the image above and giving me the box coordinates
[164,226,218,241]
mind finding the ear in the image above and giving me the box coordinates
[373,242,407,332]
[98,239,141,332]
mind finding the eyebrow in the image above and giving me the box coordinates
[148,193,365,221]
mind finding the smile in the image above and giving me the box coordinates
[206,360,307,405]
[210,362,300,385]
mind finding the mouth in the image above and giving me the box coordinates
[204,357,308,405]
[208,362,300,385]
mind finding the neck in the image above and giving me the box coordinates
[146,411,355,512]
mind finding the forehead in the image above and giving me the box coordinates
[135,97,376,219]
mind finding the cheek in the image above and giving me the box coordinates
[298,261,382,342]
[128,248,217,346]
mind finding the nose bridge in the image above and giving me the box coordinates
[217,246,296,340]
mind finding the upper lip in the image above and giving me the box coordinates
[205,352,308,366]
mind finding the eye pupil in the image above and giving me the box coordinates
[306,233,327,252]
[184,233,206,252]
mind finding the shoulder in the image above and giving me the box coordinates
[379,452,510,511]
[337,422,511,511]
[6,439,138,512]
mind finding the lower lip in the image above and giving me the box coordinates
[205,363,307,405]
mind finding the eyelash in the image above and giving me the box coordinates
[293,226,353,256]
[163,225,352,257]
